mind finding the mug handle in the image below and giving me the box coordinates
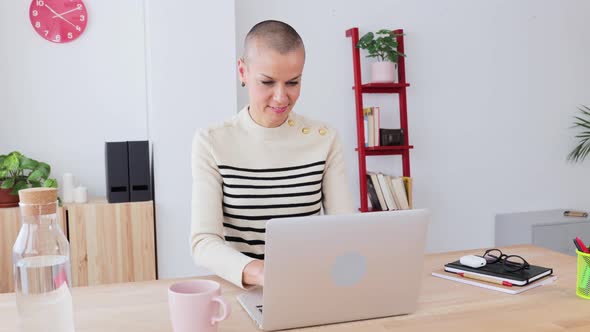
[210,296,231,325]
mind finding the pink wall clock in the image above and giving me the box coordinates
[29,0,88,43]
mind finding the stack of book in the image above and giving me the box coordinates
[432,259,555,295]
[366,172,412,211]
[363,106,380,147]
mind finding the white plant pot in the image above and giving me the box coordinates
[371,61,398,83]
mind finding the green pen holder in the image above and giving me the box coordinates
[576,250,590,299]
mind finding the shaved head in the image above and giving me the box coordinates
[243,20,305,62]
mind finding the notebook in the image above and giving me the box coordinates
[444,260,553,286]
[432,269,557,294]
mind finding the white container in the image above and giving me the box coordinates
[61,173,75,203]
[74,186,88,203]
[371,61,398,83]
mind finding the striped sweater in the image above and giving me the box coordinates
[190,106,355,288]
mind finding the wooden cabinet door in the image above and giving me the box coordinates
[0,207,67,293]
[67,201,156,287]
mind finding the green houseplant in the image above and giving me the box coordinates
[0,151,58,207]
[356,29,406,83]
[568,105,590,163]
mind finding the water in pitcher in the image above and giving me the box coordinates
[14,255,75,332]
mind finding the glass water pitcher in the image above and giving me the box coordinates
[13,188,75,332]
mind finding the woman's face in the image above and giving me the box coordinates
[238,42,305,128]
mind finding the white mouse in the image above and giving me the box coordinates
[459,255,487,268]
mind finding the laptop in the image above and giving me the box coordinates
[237,209,430,331]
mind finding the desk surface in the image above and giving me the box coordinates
[0,245,585,332]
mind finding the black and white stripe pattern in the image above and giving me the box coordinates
[220,160,324,259]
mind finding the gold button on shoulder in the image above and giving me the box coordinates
[288,119,295,126]
[319,128,327,136]
[302,127,310,134]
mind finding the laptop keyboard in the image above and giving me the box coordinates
[256,305,263,313]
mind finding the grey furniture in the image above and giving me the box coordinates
[495,209,590,256]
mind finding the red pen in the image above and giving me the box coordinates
[575,237,590,253]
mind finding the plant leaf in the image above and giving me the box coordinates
[43,178,58,188]
[4,154,19,172]
[27,169,45,182]
[19,156,38,170]
[1,178,15,189]
[12,180,28,195]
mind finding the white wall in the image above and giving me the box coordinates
[4,0,590,280]
[0,0,148,197]
[146,0,237,277]
[236,0,590,253]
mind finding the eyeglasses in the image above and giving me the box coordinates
[482,249,530,272]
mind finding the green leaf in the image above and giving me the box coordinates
[11,180,28,195]
[43,178,58,188]
[1,178,15,189]
[19,156,38,170]
[37,162,50,174]
[4,154,19,172]
[27,169,45,182]
[29,180,42,187]
[0,170,8,179]
[0,155,6,166]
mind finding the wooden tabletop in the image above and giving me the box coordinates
[0,245,587,331]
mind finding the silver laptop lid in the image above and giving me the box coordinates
[262,209,430,331]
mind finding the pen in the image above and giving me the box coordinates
[575,237,590,253]
[564,210,588,218]
[574,238,585,252]
[458,272,513,287]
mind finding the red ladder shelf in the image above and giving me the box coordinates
[345,27,413,212]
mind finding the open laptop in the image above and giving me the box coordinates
[237,209,430,331]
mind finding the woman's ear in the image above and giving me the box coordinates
[237,58,247,83]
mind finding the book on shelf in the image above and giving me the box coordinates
[402,177,413,209]
[367,172,387,211]
[377,173,397,210]
[366,174,382,210]
[431,269,557,295]
[390,176,410,210]
[363,106,382,148]
[363,107,370,147]
[372,106,380,147]
[366,172,412,211]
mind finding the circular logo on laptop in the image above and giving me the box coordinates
[331,252,367,287]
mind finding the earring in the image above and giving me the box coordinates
[241,82,246,87]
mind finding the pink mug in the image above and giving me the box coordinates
[168,280,231,332]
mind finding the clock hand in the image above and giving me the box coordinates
[44,4,77,28]
[52,6,82,18]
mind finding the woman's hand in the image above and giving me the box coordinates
[242,259,265,286]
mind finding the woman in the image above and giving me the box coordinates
[191,20,354,289]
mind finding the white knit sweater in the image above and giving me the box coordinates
[190,106,355,288]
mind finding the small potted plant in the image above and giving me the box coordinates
[0,151,58,208]
[356,29,406,83]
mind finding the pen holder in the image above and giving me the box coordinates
[576,250,590,299]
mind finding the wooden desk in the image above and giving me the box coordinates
[0,245,585,331]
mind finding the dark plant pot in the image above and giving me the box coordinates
[0,187,19,208]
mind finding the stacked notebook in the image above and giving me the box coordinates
[432,259,556,295]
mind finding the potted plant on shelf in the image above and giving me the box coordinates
[568,105,590,163]
[0,151,58,208]
[356,29,406,83]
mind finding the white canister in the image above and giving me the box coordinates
[62,173,75,203]
[73,186,87,204]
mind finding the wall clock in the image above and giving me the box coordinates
[29,0,88,43]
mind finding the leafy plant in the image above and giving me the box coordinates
[568,105,590,163]
[0,151,58,195]
[356,29,406,63]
